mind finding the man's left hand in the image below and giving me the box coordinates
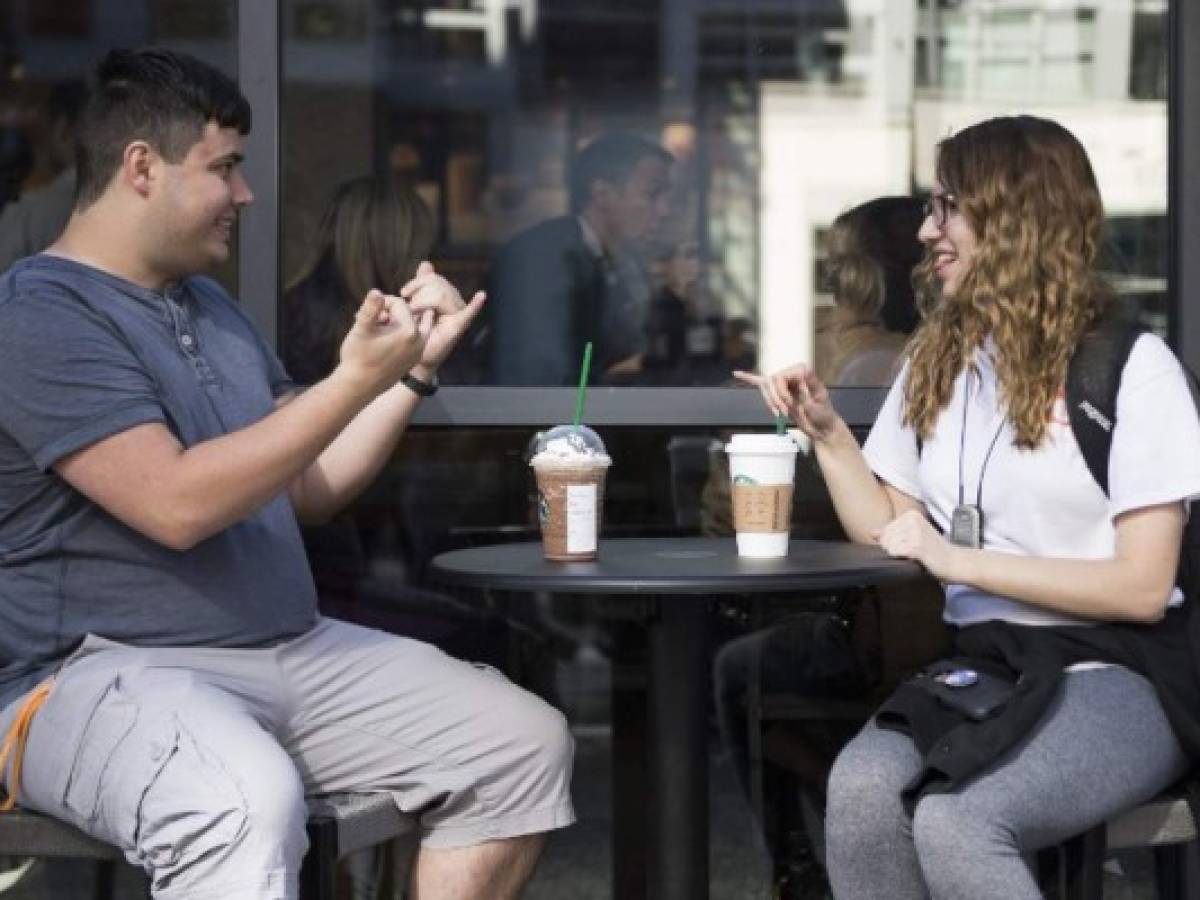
[399,261,487,374]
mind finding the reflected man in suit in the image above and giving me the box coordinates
[488,133,672,384]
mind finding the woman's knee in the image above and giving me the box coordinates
[828,737,905,808]
[827,751,905,846]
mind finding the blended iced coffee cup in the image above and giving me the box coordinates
[530,426,612,561]
[725,433,799,558]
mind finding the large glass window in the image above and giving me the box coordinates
[0,2,1177,897]
[279,0,1167,393]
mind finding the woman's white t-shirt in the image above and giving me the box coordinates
[862,333,1200,627]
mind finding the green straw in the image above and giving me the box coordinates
[775,413,788,435]
[573,342,594,430]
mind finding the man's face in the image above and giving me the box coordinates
[148,121,253,278]
[596,156,671,247]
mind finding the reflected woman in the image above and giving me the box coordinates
[282,174,435,384]
[815,195,923,386]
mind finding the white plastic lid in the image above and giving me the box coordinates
[530,424,611,466]
[725,432,800,455]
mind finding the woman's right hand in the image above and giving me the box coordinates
[733,363,842,443]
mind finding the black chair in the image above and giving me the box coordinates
[0,793,416,900]
[1038,788,1197,899]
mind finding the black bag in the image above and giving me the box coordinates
[910,659,1016,721]
[1067,317,1200,604]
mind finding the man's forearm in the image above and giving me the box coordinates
[289,365,431,522]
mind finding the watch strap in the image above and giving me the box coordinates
[401,371,438,397]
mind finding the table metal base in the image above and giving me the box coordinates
[647,596,711,900]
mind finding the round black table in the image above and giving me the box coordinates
[430,537,922,900]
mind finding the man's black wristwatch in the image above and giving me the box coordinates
[401,371,438,397]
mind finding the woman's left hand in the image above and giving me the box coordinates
[399,261,487,372]
[873,509,957,580]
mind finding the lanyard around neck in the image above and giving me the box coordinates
[958,371,1006,510]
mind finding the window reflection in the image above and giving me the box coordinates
[281,0,1168,390]
[1,0,239,288]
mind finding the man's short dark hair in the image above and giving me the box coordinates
[74,48,252,210]
[568,132,672,214]
[47,81,86,126]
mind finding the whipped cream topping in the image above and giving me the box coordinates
[531,433,611,466]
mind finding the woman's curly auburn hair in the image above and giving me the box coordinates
[902,115,1114,449]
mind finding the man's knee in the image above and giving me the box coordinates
[507,694,574,786]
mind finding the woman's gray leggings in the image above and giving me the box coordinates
[825,666,1187,899]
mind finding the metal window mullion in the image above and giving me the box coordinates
[1170,0,1200,373]
[236,0,282,348]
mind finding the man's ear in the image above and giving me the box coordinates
[122,140,157,197]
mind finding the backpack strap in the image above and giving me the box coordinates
[1065,318,1148,497]
[918,317,1148,495]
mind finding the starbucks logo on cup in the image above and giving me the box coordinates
[733,474,758,485]
[538,492,550,524]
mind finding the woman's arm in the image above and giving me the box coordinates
[812,418,925,543]
[877,502,1184,623]
[735,364,924,543]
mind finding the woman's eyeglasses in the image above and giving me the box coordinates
[923,192,959,229]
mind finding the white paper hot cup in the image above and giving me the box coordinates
[725,433,799,557]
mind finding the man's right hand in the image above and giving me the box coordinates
[336,289,430,398]
[733,363,842,444]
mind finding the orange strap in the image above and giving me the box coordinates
[0,679,54,812]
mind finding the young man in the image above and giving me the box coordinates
[0,48,573,900]
[488,132,673,384]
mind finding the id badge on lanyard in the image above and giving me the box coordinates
[953,373,1004,550]
[950,503,983,549]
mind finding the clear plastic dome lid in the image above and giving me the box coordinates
[529,424,610,465]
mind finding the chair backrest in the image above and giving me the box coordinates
[667,435,723,529]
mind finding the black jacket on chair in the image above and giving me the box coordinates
[877,609,1200,814]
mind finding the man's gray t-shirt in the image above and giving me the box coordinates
[0,255,318,707]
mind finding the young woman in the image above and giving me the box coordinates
[737,115,1200,899]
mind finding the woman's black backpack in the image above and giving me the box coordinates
[1066,318,1200,606]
